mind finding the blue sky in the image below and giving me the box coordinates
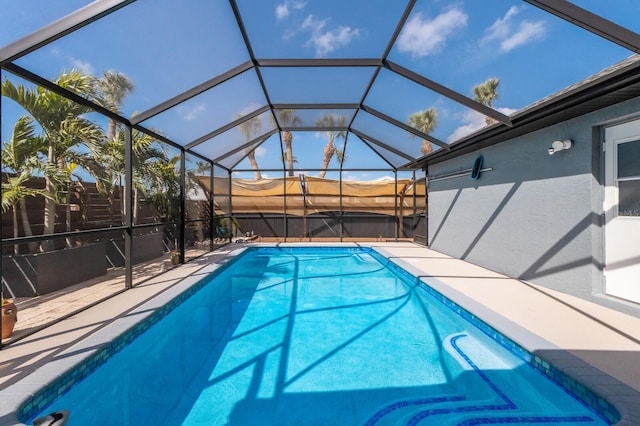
[1,0,637,180]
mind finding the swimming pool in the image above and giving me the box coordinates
[20,247,617,425]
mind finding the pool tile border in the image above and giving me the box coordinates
[367,250,620,424]
[0,243,634,425]
[370,333,598,426]
[8,247,250,425]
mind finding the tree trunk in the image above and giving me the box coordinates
[42,185,57,251]
[19,198,38,252]
[120,176,125,218]
[41,142,57,251]
[485,117,497,126]
[319,138,335,179]
[133,186,138,223]
[108,118,116,142]
[247,150,262,180]
[420,140,433,156]
[108,190,115,224]
[284,131,294,177]
[12,207,19,255]
[66,183,72,248]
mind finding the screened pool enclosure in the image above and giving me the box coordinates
[2,0,640,343]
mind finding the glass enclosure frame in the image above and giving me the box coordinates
[2,0,640,345]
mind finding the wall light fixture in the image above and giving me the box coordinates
[548,139,572,155]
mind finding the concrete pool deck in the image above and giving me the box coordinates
[0,242,639,425]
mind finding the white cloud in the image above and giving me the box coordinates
[302,15,360,57]
[397,9,468,57]
[254,146,267,157]
[447,110,485,142]
[276,3,289,19]
[276,1,306,20]
[70,58,94,75]
[483,5,521,43]
[447,107,517,142]
[500,21,545,52]
[482,6,546,53]
[178,103,206,121]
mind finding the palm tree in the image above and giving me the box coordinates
[1,117,52,253]
[146,153,181,222]
[274,109,301,176]
[472,77,500,125]
[235,113,263,180]
[108,128,167,222]
[315,114,347,178]
[94,70,134,221]
[2,70,106,250]
[95,70,134,141]
[408,108,438,156]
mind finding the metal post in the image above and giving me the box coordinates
[179,150,186,263]
[394,171,398,240]
[425,170,429,247]
[299,174,308,240]
[0,76,4,346]
[412,170,417,240]
[228,170,233,243]
[124,125,133,289]
[339,170,343,241]
[283,168,288,241]
[209,162,214,250]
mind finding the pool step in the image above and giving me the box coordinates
[442,332,587,414]
[367,333,601,425]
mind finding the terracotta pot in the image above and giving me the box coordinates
[2,299,18,339]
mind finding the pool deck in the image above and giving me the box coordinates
[1,242,639,425]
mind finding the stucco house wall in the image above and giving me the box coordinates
[427,96,640,316]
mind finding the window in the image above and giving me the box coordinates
[617,140,640,216]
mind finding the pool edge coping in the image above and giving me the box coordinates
[0,246,250,426]
[372,246,640,426]
[0,243,637,425]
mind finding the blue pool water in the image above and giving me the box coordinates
[26,247,614,425]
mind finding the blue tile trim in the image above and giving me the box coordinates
[367,249,620,425]
[450,334,516,408]
[405,334,513,426]
[18,250,247,424]
[365,333,518,426]
[364,396,467,426]
[18,247,619,425]
[458,416,594,425]
[404,334,597,426]
[366,334,591,425]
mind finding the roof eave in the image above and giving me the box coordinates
[414,55,640,170]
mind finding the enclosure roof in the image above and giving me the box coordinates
[2,1,640,173]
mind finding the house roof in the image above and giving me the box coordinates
[2,1,640,175]
[416,53,640,168]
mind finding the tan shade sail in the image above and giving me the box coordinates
[197,176,425,216]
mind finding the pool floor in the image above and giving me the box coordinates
[29,248,613,425]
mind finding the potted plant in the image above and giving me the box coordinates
[170,250,181,265]
[169,238,181,265]
[2,298,18,339]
